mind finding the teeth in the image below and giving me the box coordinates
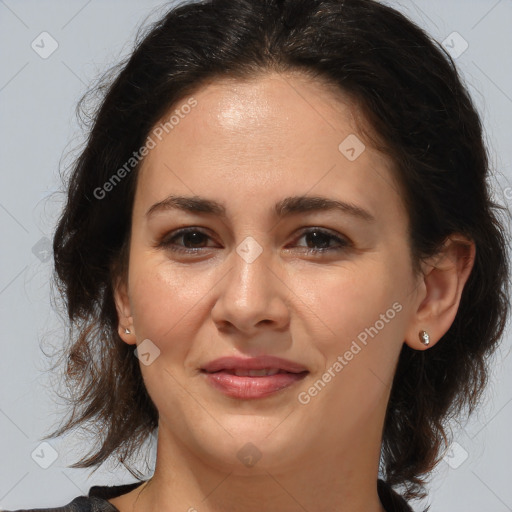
[233,368,281,377]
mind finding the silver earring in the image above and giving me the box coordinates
[419,330,430,346]
[124,328,131,334]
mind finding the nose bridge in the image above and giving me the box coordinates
[231,235,273,304]
[236,235,265,268]
[211,234,289,331]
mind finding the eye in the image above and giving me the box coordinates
[290,227,351,254]
[159,227,216,254]
[158,226,351,256]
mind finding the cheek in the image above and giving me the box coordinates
[293,255,411,416]
[296,264,407,426]
[128,259,213,350]
[292,258,406,349]
[128,262,215,407]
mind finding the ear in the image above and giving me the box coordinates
[113,275,136,346]
[404,235,476,351]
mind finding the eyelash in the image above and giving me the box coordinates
[158,227,351,255]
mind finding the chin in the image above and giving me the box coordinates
[190,418,305,474]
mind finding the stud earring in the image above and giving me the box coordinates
[419,330,430,346]
[124,328,131,334]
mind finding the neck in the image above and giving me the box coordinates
[121,422,387,512]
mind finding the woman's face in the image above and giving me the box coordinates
[116,72,423,473]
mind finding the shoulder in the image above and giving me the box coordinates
[2,495,119,512]
[3,481,145,512]
[5,480,412,512]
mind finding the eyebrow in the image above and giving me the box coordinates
[146,194,375,222]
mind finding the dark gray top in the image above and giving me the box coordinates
[7,478,414,511]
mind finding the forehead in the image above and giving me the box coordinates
[135,72,405,222]
[169,72,364,155]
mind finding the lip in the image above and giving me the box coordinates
[201,355,308,374]
[201,356,309,400]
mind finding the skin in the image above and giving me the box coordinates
[111,71,475,512]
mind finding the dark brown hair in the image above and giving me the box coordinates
[48,0,509,503]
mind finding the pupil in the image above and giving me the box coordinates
[184,231,205,247]
[307,231,329,248]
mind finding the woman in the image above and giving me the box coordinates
[8,0,509,511]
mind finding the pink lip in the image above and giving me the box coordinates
[201,356,309,400]
[201,356,308,373]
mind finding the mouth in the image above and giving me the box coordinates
[207,368,297,377]
[200,356,309,399]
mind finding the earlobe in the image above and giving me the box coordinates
[404,235,476,351]
[117,324,136,345]
[113,276,136,345]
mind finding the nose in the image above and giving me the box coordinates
[210,237,290,336]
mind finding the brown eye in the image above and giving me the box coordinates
[293,228,351,254]
[160,228,215,253]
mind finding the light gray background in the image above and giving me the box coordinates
[1,1,511,510]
